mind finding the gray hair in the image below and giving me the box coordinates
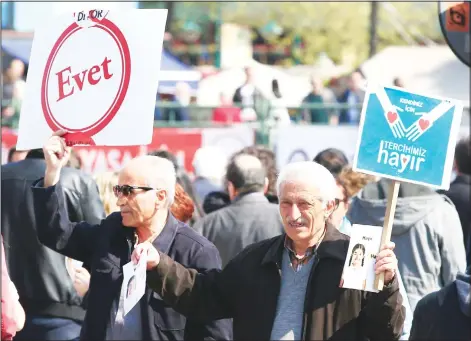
[128,155,177,207]
[276,161,337,202]
[150,156,176,207]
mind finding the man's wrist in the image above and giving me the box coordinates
[44,167,61,187]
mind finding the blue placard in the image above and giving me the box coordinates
[353,85,463,189]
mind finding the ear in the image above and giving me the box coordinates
[227,181,236,201]
[324,200,336,218]
[156,189,167,207]
[263,177,269,194]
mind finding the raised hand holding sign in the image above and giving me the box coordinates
[352,84,463,290]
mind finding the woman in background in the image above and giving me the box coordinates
[329,166,376,235]
[171,183,195,225]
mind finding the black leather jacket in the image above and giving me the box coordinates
[1,158,105,321]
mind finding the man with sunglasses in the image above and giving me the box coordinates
[30,131,232,341]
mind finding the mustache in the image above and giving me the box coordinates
[286,217,308,225]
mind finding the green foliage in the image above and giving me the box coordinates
[219,2,443,65]
[139,2,445,65]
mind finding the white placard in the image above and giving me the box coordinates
[120,252,147,316]
[17,9,167,150]
[340,224,383,293]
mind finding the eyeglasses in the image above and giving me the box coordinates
[113,185,155,197]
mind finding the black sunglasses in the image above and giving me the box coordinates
[113,185,155,197]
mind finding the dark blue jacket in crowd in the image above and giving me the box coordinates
[30,179,233,341]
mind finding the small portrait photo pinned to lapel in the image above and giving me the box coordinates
[339,224,383,292]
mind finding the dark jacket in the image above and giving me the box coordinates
[1,158,105,321]
[409,271,470,340]
[193,192,284,267]
[440,175,471,265]
[30,180,232,341]
[148,225,405,340]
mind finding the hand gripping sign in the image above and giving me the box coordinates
[16,9,168,150]
[352,84,463,291]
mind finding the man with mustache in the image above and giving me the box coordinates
[134,161,405,340]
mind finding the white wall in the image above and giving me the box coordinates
[14,2,139,32]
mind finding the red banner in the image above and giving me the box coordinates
[2,127,203,173]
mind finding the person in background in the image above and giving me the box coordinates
[163,82,190,122]
[171,183,195,224]
[409,266,470,340]
[268,79,291,126]
[1,236,25,341]
[348,177,467,312]
[94,171,120,216]
[2,148,105,341]
[329,166,376,235]
[194,154,283,267]
[212,92,242,124]
[231,145,279,203]
[192,146,227,204]
[66,149,83,170]
[301,75,339,124]
[31,133,233,341]
[232,66,264,122]
[313,147,349,177]
[202,191,231,215]
[440,136,471,266]
[1,59,26,129]
[137,161,405,340]
[7,147,28,164]
[338,71,365,124]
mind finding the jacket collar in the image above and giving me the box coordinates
[261,223,348,266]
[119,211,180,255]
[453,174,471,185]
[152,212,179,255]
[232,192,268,206]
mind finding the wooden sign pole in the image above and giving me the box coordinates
[374,180,401,291]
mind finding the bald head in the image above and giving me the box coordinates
[120,155,176,206]
[226,153,266,195]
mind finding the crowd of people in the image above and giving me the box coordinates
[1,127,469,340]
[157,66,375,126]
[1,57,392,129]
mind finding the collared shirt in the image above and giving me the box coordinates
[283,237,316,272]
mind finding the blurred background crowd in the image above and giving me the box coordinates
[1,2,470,340]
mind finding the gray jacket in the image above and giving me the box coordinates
[348,179,466,312]
[193,192,284,267]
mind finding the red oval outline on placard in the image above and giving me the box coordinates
[41,18,131,136]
